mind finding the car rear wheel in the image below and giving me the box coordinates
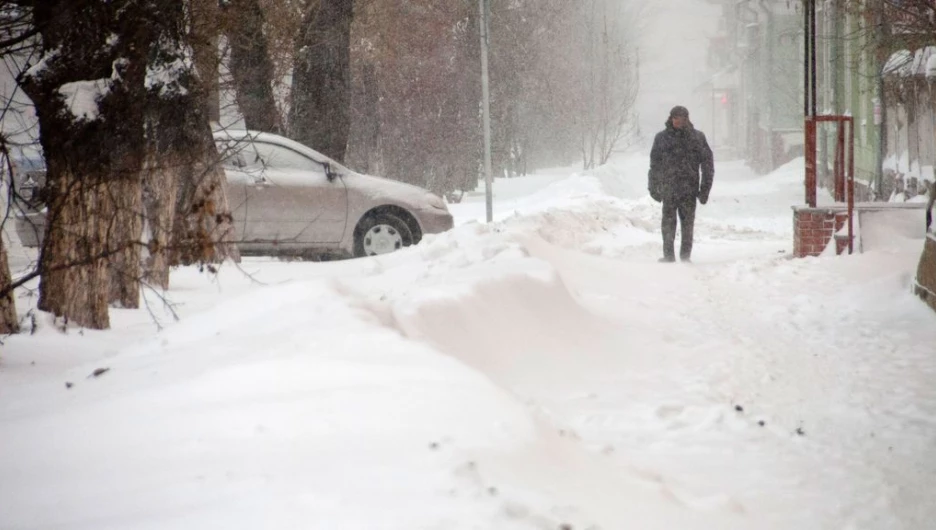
[354,213,414,257]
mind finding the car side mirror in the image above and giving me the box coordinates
[323,162,340,181]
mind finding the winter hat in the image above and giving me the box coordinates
[669,105,689,118]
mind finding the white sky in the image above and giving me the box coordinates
[635,0,721,143]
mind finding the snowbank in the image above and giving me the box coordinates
[0,197,738,529]
[0,273,708,529]
[2,153,935,529]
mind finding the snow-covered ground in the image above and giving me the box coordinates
[2,154,935,529]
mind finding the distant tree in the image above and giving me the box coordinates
[878,0,935,40]
[354,1,478,194]
[224,0,281,133]
[488,0,573,176]
[842,0,936,56]
[342,0,642,194]
[575,0,639,169]
[484,0,640,173]
[290,0,355,162]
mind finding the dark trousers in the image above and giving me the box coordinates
[661,196,697,260]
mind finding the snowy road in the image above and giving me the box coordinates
[1,155,934,529]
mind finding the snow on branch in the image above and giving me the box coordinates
[146,40,194,98]
[24,48,59,81]
[57,79,111,122]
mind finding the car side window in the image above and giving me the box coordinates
[251,142,326,175]
[214,138,330,184]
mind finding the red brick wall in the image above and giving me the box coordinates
[793,208,849,258]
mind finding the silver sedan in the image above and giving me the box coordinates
[15,130,454,258]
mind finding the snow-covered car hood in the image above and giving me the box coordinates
[341,171,437,206]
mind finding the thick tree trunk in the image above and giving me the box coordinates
[142,155,178,290]
[0,236,19,334]
[104,15,149,310]
[226,0,281,133]
[139,0,241,270]
[0,142,19,333]
[348,61,380,173]
[192,0,221,123]
[36,170,112,329]
[22,0,151,329]
[289,0,354,162]
[170,124,240,266]
[108,175,144,308]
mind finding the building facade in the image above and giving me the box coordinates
[707,0,886,198]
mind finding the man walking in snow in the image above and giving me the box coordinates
[648,105,715,263]
[926,180,934,231]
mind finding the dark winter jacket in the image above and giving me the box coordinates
[927,180,934,231]
[648,119,715,202]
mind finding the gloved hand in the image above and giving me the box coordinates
[699,192,709,205]
[649,188,662,202]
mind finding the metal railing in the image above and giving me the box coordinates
[804,115,855,254]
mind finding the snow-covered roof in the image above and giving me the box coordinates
[884,49,913,76]
[884,47,936,78]
[926,53,936,79]
[912,47,936,76]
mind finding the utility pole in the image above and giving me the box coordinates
[804,0,818,207]
[479,0,493,223]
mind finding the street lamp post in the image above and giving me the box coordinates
[479,0,493,223]
[804,0,817,207]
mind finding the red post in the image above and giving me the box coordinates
[847,118,855,254]
[805,117,817,207]
[835,121,846,202]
